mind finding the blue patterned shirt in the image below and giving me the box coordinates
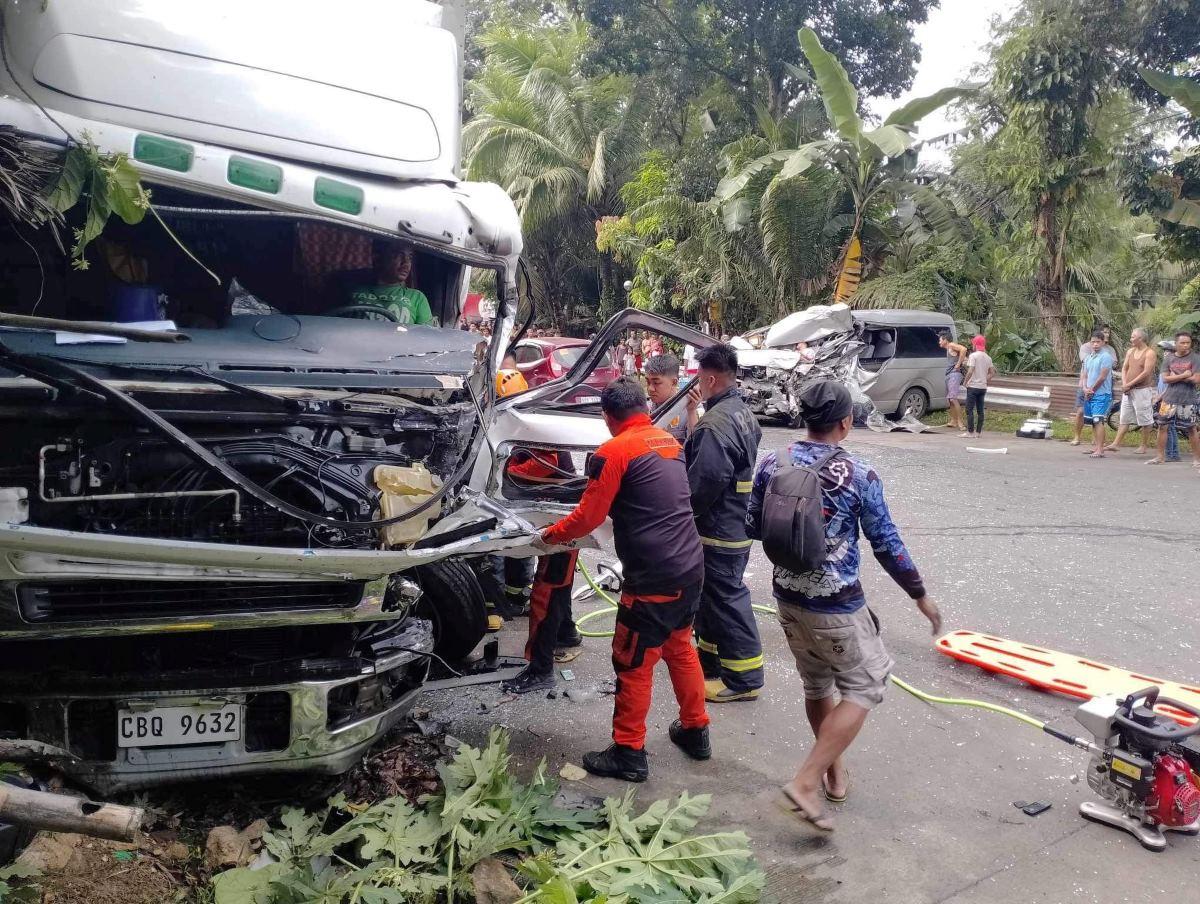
[746,440,925,612]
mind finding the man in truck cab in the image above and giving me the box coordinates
[349,241,436,325]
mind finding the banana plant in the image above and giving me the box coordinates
[716,26,976,304]
[1138,68,1200,229]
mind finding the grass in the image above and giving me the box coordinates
[921,409,1196,453]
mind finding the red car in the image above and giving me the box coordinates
[513,336,621,403]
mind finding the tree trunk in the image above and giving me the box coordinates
[1033,192,1075,371]
[766,67,784,120]
[0,783,142,842]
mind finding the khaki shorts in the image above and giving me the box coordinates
[1119,386,1154,427]
[777,603,894,709]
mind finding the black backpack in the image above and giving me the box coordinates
[760,447,842,573]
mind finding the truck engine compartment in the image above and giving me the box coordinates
[0,184,514,791]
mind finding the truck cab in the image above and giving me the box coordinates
[0,0,536,792]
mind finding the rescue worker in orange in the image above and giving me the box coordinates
[538,378,711,782]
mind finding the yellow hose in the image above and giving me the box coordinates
[574,562,1050,732]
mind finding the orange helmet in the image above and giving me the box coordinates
[496,368,529,398]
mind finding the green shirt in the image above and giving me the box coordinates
[349,284,435,325]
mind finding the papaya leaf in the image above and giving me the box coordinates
[68,167,112,270]
[211,863,289,904]
[357,800,442,865]
[262,806,326,865]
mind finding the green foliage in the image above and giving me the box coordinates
[0,862,39,904]
[583,0,938,121]
[464,17,649,327]
[985,329,1057,373]
[713,27,972,311]
[211,730,763,904]
[46,140,149,270]
[523,790,763,903]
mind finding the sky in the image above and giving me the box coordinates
[868,0,1019,166]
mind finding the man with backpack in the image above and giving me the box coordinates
[684,344,765,702]
[747,380,942,830]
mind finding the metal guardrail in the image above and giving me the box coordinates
[983,385,1052,412]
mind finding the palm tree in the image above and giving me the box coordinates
[463,21,647,325]
[714,27,975,308]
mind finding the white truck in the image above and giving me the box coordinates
[0,0,709,793]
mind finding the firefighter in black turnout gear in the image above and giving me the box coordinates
[684,343,764,702]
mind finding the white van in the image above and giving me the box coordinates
[853,310,957,418]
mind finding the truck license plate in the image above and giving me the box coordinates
[117,705,242,748]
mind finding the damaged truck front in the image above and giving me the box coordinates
[0,0,540,792]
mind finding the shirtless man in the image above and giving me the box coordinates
[938,332,968,431]
[1105,328,1157,454]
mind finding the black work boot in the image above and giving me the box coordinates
[501,667,556,695]
[582,743,648,783]
[504,589,531,618]
[669,720,712,761]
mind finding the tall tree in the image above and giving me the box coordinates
[582,0,938,120]
[978,0,1200,369]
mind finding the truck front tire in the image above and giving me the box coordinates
[413,559,489,663]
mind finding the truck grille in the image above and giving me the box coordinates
[17,580,364,622]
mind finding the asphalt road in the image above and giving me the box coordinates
[422,424,1200,903]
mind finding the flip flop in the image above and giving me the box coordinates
[554,648,583,664]
[778,788,834,832]
[822,769,849,803]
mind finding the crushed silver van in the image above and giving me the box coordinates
[738,305,956,424]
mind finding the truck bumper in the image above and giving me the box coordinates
[0,620,433,794]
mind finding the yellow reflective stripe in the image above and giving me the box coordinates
[700,536,753,549]
[735,480,753,493]
[720,654,765,672]
[503,584,529,594]
[696,638,719,654]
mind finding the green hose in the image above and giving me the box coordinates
[886,674,1047,729]
[574,560,777,638]
[573,561,1051,732]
